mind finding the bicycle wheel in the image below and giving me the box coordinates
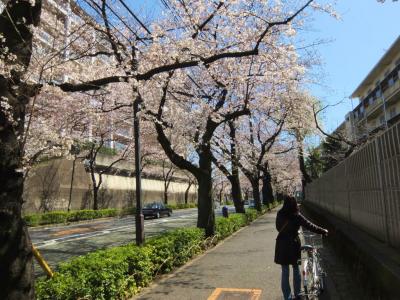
[307,263,317,299]
[303,254,315,300]
[317,269,326,294]
[315,259,325,294]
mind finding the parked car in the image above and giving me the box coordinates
[142,202,172,219]
[245,200,256,209]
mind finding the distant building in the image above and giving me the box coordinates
[347,36,400,140]
[1,0,135,149]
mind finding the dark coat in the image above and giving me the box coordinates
[274,210,326,265]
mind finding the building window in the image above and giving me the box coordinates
[380,115,385,125]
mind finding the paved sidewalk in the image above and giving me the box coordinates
[133,210,283,300]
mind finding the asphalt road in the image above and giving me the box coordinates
[30,206,236,276]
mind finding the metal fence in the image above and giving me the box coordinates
[306,122,400,249]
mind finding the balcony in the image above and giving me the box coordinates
[114,128,132,142]
[383,79,400,104]
[36,30,54,47]
[366,97,384,119]
[354,111,365,124]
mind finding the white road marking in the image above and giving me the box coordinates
[43,240,57,246]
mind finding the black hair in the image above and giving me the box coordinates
[280,195,299,216]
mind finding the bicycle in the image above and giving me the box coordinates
[298,231,326,300]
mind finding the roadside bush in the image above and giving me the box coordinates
[119,207,136,216]
[36,247,141,299]
[36,228,204,300]
[24,208,118,226]
[244,208,258,223]
[216,214,246,239]
[23,214,41,226]
[35,209,267,299]
[40,211,69,225]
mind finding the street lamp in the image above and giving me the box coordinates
[133,97,144,245]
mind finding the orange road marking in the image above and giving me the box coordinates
[207,288,262,300]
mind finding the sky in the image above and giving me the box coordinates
[302,0,399,134]
[129,0,399,136]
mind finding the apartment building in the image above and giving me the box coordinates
[35,0,133,149]
[347,36,400,140]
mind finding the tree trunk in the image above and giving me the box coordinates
[228,120,245,213]
[297,139,311,201]
[0,118,34,298]
[184,182,192,205]
[93,186,99,210]
[218,187,223,204]
[196,149,215,237]
[0,200,34,299]
[261,170,274,205]
[164,190,168,205]
[229,175,245,213]
[0,1,42,297]
[251,179,262,212]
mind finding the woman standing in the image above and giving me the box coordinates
[274,196,328,300]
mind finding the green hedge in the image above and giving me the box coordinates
[24,209,119,227]
[36,228,205,300]
[35,209,266,300]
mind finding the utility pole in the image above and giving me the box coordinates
[134,96,144,245]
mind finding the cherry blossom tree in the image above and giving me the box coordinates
[0,1,43,297]
[212,120,246,213]
[0,0,335,296]
[183,170,197,205]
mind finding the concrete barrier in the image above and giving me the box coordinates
[306,122,400,250]
[23,155,197,214]
[303,203,400,299]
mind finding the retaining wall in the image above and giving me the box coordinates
[23,157,197,213]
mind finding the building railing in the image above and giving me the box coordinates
[353,65,400,120]
[383,79,400,103]
[365,97,383,117]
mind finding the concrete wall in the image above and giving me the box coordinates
[306,122,400,250]
[23,157,197,214]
